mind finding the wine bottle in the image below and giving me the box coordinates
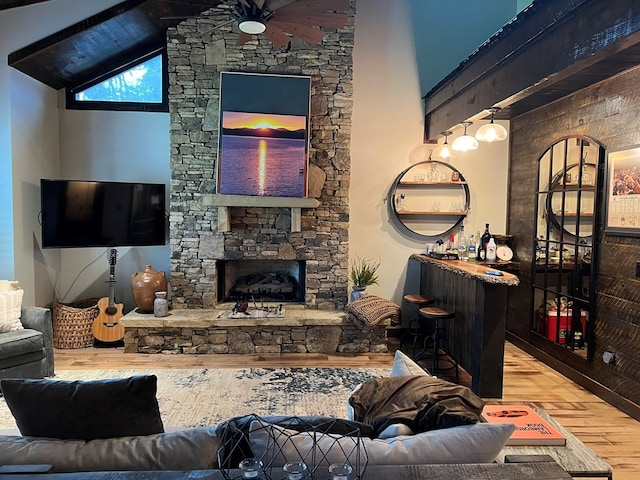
[458,226,468,261]
[480,223,491,260]
[475,231,482,261]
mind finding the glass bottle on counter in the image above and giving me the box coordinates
[475,230,483,261]
[457,226,468,261]
[480,224,492,260]
[486,236,497,261]
[467,234,476,260]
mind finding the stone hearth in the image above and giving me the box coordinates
[121,305,388,354]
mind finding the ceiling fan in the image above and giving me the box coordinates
[166,0,349,48]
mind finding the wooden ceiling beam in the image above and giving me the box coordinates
[423,0,640,141]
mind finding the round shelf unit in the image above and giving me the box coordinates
[388,160,470,238]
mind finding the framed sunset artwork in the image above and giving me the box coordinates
[217,72,311,198]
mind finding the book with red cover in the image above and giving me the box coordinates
[482,404,567,446]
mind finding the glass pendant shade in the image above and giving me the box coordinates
[432,131,455,159]
[451,122,478,152]
[476,107,508,142]
[239,18,266,34]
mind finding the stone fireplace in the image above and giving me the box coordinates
[165,2,356,312]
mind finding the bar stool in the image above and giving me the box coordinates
[416,306,459,382]
[401,294,435,359]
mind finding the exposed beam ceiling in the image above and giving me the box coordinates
[423,0,640,140]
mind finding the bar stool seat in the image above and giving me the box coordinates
[416,306,459,382]
[401,295,435,360]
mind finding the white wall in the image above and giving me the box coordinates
[351,0,512,306]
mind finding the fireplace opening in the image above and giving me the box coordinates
[217,260,306,303]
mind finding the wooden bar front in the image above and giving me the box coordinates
[409,254,520,398]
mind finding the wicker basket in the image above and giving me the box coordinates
[52,298,99,349]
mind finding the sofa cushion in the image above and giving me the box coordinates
[0,281,24,334]
[0,375,164,440]
[0,329,43,358]
[0,427,220,473]
[348,375,484,435]
[249,420,515,466]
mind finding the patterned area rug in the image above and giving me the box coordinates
[0,367,389,431]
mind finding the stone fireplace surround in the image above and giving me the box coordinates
[117,1,389,354]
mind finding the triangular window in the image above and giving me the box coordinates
[67,50,167,112]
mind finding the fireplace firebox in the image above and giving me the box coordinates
[217,260,306,303]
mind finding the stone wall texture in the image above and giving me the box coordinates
[166,2,356,311]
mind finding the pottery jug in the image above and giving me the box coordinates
[131,265,168,313]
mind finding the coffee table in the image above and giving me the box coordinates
[498,407,613,479]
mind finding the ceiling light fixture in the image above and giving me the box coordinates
[475,107,508,142]
[432,131,455,160]
[451,122,478,152]
[238,16,266,34]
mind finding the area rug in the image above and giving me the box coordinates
[0,367,389,431]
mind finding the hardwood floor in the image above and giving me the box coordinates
[53,341,640,480]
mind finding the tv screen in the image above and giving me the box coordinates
[40,179,167,249]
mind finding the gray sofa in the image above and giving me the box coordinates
[0,307,54,384]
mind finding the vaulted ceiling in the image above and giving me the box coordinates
[6,0,224,90]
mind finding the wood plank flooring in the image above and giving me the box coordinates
[53,341,640,480]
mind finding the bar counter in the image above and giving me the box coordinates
[408,254,520,398]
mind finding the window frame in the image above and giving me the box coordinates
[65,48,168,113]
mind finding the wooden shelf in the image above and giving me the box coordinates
[398,210,468,216]
[203,194,320,232]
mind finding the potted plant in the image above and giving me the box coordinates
[349,255,380,302]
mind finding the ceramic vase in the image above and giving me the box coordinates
[350,287,366,303]
[153,291,168,318]
[131,265,168,313]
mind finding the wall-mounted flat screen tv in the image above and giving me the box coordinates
[40,179,167,249]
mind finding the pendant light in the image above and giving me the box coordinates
[475,107,508,142]
[432,131,455,160]
[451,122,478,152]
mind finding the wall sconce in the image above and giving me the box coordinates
[451,122,478,152]
[432,131,455,160]
[475,107,508,142]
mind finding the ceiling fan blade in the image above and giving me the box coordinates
[264,24,292,48]
[253,0,266,9]
[237,31,254,45]
[265,0,298,10]
[201,18,238,36]
[282,0,349,13]
[268,20,325,44]
[273,11,347,29]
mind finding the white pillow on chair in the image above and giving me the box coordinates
[0,281,24,333]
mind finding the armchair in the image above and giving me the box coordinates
[0,306,54,384]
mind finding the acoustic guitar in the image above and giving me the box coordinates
[93,249,125,343]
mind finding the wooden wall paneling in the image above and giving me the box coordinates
[508,64,640,414]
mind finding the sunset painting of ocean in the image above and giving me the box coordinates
[218,111,308,197]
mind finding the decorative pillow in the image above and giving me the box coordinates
[0,375,164,440]
[249,420,515,466]
[348,375,484,435]
[0,280,24,333]
[390,350,430,377]
[0,427,220,473]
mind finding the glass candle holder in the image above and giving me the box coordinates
[283,461,308,480]
[328,463,353,480]
[239,458,263,479]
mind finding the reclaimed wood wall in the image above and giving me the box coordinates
[507,64,640,416]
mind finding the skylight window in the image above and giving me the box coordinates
[67,50,167,112]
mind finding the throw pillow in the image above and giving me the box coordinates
[348,375,484,435]
[390,350,429,377]
[0,375,164,440]
[249,420,515,466]
[0,280,24,333]
[0,427,220,472]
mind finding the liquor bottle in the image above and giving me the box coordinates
[486,236,497,261]
[475,230,482,261]
[457,226,468,261]
[480,224,492,260]
[467,234,476,260]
